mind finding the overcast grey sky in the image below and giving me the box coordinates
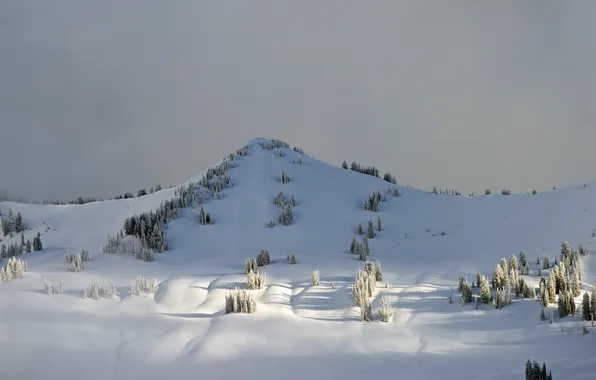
[1,1,596,201]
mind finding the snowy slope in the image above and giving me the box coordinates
[1,137,595,379]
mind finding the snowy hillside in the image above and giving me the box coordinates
[1,137,595,379]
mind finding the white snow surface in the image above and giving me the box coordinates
[1,137,595,379]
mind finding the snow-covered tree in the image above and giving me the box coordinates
[377,216,382,232]
[479,275,492,303]
[378,294,393,322]
[493,264,505,291]
[572,272,581,297]
[247,271,267,290]
[225,288,257,314]
[256,249,270,267]
[312,269,320,286]
[500,258,509,284]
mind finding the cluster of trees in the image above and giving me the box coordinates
[274,191,296,209]
[382,172,397,184]
[280,171,291,184]
[363,191,385,212]
[431,187,461,196]
[341,161,381,178]
[130,274,158,296]
[0,257,28,285]
[1,232,42,258]
[43,184,166,205]
[350,236,370,261]
[65,250,89,272]
[84,281,118,300]
[286,253,297,265]
[225,288,256,314]
[44,278,63,295]
[103,235,154,262]
[351,261,387,321]
[1,209,25,236]
[197,206,213,225]
[272,191,296,226]
[259,138,289,151]
[525,360,553,380]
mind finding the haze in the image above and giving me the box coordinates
[1,1,595,201]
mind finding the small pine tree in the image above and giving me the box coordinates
[479,275,492,304]
[367,220,375,239]
[377,216,382,232]
[25,239,31,253]
[312,269,320,286]
[519,250,527,268]
[572,272,581,297]
[377,294,393,322]
[32,232,43,251]
[583,292,592,320]
[357,223,363,235]
[540,308,546,321]
[256,249,270,267]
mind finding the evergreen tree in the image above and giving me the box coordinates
[519,250,527,268]
[363,236,370,257]
[540,308,546,321]
[493,264,505,291]
[25,239,31,253]
[33,232,42,251]
[358,223,363,235]
[377,216,382,232]
[20,232,25,247]
[582,292,591,320]
[14,212,23,233]
[572,272,581,297]
[500,258,509,284]
[547,277,556,304]
[350,237,357,254]
[1,219,9,237]
[558,292,569,318]
[525,360,532,379]
[342,161,348,169]
[479,275,491,303]
[367,220,375,239]
[569,291,576,315]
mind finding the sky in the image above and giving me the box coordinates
[1,1,596,201]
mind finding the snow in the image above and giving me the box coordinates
[1,138,595,379]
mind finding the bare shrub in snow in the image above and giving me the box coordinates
[225,288,256,314]
[247,271,267,290]
[244,257,258,274]
[294,155,302,165]
[44,278,63,295]
[312,269,320,286]
[378,294,394,322]
[256,249,270,267]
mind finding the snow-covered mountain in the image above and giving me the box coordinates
[0,137,594,379]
